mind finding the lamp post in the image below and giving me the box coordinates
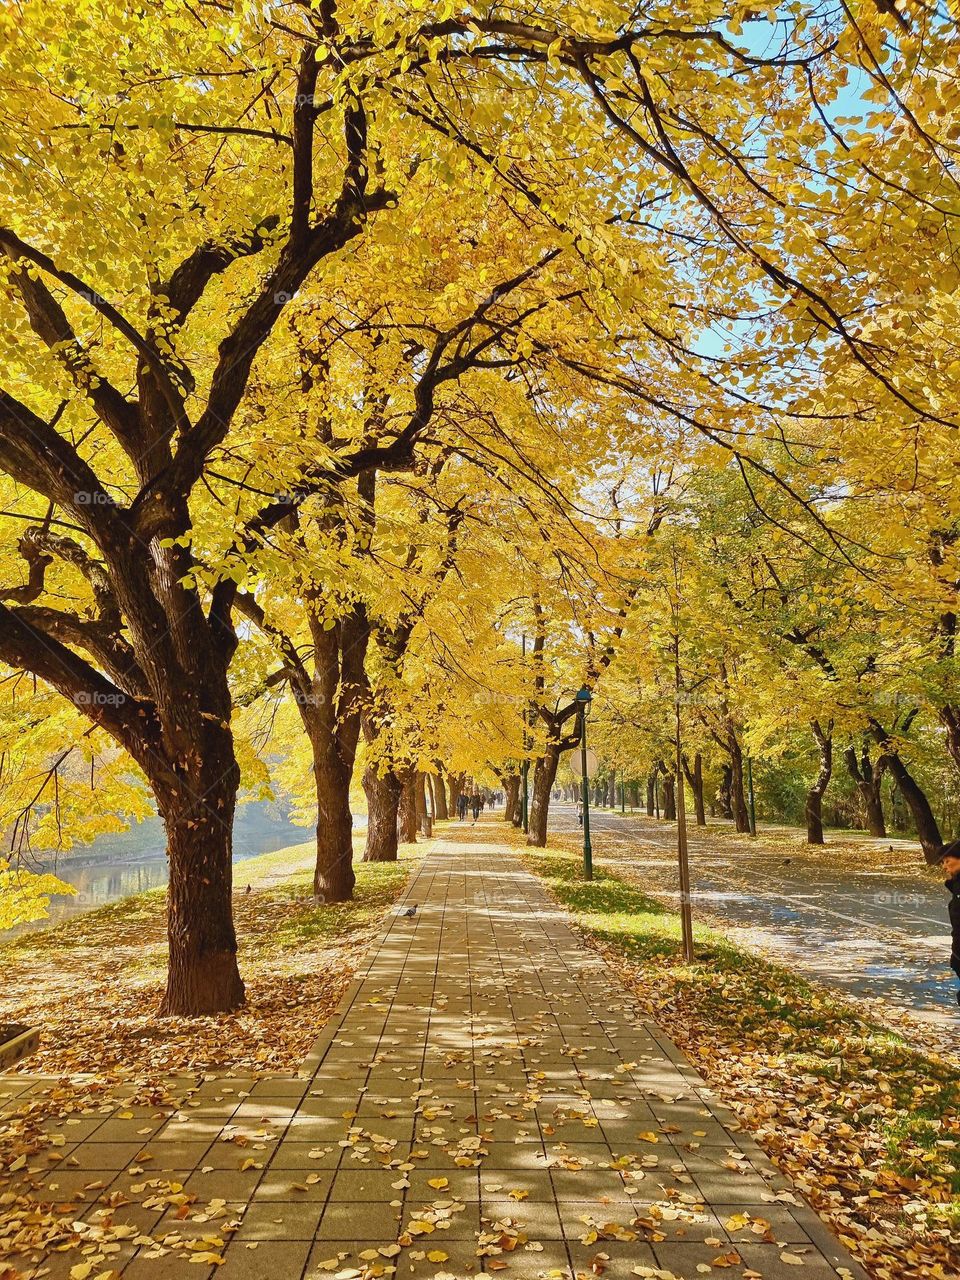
[521,633,530,834]
[575,685,593,880]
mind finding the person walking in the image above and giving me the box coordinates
[457,791,468,821]
[936,839,960,1005]
[576,797,584,827]
[471,792,481,823]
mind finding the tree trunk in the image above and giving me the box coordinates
[527,743,561,847]
[399,771,418,843]
[805,720,833,845]
[869,720,943,860]
[728,739,750,833]
[883,751,942,859]
[503,773,521,822]
[434,770,449,820]
[157,744,245,1016]
[682,753,706,826]
[415,771,432,834]
[645,773,656,816]
[661,768,676,821]
[362,765,402,862]
[312,743,355,902]
[940,704,960,776]
[844,744,887,836]
[717,764,733,819]
[426,773,437,818]
[447,772,463,816]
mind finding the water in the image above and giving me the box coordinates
[9,799,318,934]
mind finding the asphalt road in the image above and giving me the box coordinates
[547,804,959,1038]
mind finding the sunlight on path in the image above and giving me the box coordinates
[2,822,867,1279]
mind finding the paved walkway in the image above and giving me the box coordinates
[2,827,867,1280]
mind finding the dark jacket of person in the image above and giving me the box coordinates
[947,872,960,982]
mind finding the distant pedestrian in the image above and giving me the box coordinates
[471,792,481,822]
[576,798,583,827]
[457,792,468,821]
[935,839,960,1005]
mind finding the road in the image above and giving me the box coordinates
[547,804,959,1042]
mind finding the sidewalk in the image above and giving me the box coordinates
[2,824,867,1279]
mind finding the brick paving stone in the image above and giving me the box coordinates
[1,824,872,1280]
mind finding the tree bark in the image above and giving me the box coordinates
[362,765,402,862]
[660,766,676,821]
[869,719,942,861]
[447,772,463,816]
[433,770,449,820]
[844,743,887,836]
[311,733,356,901]
[805,719,833,845]
[527,743,562,847]
[503,773,521,822]
[682,752,706,826]
[728,736,750,833]
[717,764,733,819]
[645,773,656,816]
[156,731,245,1016]
[399,771,418,843]
[415,771,429,833]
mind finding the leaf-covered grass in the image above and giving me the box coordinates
[524,843,960,1277]
[266,851,415,950]
[0,838,421,1078]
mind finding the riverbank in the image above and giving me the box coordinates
[11,799,315,935]
[0,837,421,1080]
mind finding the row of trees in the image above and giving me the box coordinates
[1,1,959,1011]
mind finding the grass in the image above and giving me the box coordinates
[523,842,960,1272]
[265,849,415,950]
[3,835,410,959]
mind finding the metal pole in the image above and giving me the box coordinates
[521,633,529,834]
[747,756,757,837]
[581,711,593,880]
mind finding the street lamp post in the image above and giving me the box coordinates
[575,685,593,880]
[521,634,530,834]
